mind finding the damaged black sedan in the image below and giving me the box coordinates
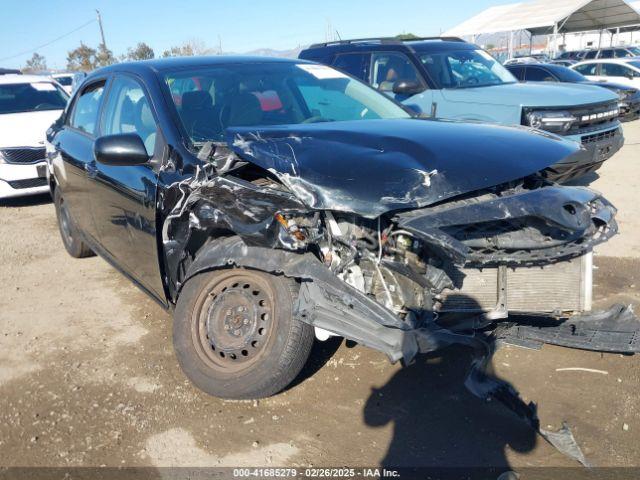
[47,57,638,401]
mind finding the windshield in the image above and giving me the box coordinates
[419,49,517,88]
[163,62,411,143]
[628,47,640,56]
[0,82,68,114]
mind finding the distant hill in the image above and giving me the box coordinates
[241,46,305,58]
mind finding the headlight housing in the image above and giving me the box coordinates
[0,150,6,165]
[524,110,577,133]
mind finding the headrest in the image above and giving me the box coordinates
[182,91,213,111]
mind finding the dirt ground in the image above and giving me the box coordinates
[1,122,639,475]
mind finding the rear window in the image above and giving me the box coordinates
[0,82,68,114]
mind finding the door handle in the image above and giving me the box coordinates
[85,162,98,178]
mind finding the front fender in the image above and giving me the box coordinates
[181,236,419,363]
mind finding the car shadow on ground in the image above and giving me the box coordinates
[0,193,51,207]
[363,344,536,473]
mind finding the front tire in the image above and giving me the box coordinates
[53,188,94,258]
[173,268,314,399]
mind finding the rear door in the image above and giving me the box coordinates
[53,80,106,241]
[91,73,165,301]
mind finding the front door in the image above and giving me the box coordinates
[90,74,165,302]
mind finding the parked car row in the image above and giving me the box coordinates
[34,38,639,401]
[557,45,640,62]
[506,62,640,122]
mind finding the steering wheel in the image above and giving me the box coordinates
[464,77,480,86]
[34,103,53,110]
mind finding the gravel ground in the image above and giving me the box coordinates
[0,122,639,474]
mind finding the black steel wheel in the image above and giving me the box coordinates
[53,188,94,258]
[173,268,314,399]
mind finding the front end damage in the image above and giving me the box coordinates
[160,120,639,465]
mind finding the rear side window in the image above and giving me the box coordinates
[574,63,598,76]
[600,50,615,59]
[332,53,370,81]
[69,82,105,135]
[524,67,556,81]
[584,51,598,59]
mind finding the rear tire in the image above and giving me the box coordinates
[173,268,314,399]
[53,188,94,258]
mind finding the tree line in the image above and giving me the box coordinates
[22,39,215,73]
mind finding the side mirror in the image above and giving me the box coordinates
[94,133,149,166]
[392,80,425,96]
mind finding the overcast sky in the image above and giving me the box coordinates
[0,0,514,69]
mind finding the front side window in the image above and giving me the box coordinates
[0,82,68,115]
[600,50,615,59]
[419,49,516,88]
[69,82,104,135]
[332,53,370,81]
[163,62,411,144]
[574,63,598,76]
[100,76,157,155]
[370,52,424,92]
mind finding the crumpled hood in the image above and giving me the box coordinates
[226,118,582,218]
[441,82,617,107]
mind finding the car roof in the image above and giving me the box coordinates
[573,58,640,65]
[0,74,58,85]
[302,38,476,56]
[89,55,309,78]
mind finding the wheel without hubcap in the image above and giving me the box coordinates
[194,272,275,372]
[173,268,314,399]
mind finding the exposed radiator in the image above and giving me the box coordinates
[439,253,592,315]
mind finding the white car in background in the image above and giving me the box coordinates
[0,74,68,199]
[572,58,640,88]
[51,72,86,95]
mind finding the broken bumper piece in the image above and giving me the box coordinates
[497,304,640,353]
[396,185,617,267]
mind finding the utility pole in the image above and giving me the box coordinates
[96,10,107,47]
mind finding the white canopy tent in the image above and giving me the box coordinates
[443,0,640,56]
